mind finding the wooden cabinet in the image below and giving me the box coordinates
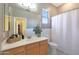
[39,40,48,55]
[3,40,48,55]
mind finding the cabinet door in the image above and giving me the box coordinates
[39,40,48,55]
[25,42,40,55]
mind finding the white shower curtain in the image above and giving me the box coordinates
[51,9,79,55]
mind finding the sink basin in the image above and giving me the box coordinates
[7,35,22,43]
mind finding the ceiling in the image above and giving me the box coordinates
[52,3,64,7]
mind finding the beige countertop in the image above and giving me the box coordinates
[1,37,48,51]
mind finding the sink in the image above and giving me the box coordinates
[7,35,22,43]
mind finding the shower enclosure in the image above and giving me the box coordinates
[51,8,79,55]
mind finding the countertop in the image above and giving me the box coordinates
[1,37,48,51]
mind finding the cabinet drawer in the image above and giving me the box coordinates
[14,51,25,55]
[40,40,48,45]
[3,46,25,55]
[26,42,39,49]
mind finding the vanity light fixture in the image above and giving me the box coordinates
[18,3,37,12]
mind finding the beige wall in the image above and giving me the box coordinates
[49,4,57,16]
[38,3,57,16]
[57,3,79,14]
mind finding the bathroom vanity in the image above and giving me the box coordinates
[1,37,48,55]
